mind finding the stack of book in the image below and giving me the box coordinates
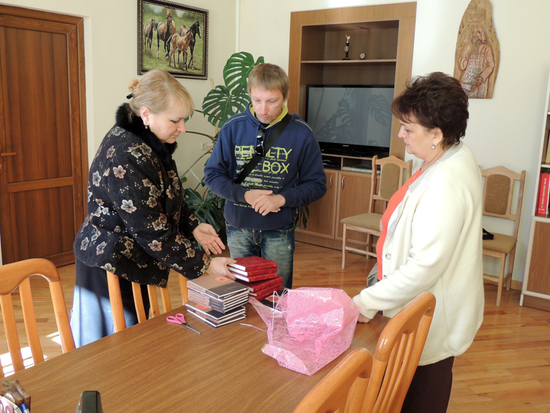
[228,256,284,301]
[185,275,248,328]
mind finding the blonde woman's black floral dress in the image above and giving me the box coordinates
[70,103,209,347]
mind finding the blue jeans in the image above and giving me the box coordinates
[226,222,295,288]
[70,259,149,347]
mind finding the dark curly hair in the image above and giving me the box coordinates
[391,72,469,149]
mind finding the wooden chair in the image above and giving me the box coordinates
[341,155,413,268]
[107,272,173,332]
[481,166,526,306]
[293,348,373,413]
[0,258,75,376]
[361,292,436,413]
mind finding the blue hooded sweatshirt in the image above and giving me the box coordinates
[204,105,327,230]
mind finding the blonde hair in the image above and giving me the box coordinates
[247,63,289,99]
[127,69,194,119]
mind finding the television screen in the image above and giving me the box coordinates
[305,85,394,157]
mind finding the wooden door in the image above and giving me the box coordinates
[0,6,88,266]
[336,171,372,241]
[297,169,338,239]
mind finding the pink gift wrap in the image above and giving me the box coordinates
[250,287,360,376]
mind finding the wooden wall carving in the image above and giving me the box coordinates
[454,0,500,99]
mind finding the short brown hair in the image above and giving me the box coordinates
[247,63,289,99]
[391,72,469,149]
[127,69,194,119]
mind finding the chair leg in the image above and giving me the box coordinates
[505,250,516,291]
[496,254,506,306]
[366,233,372,255]
[342,224,347,269]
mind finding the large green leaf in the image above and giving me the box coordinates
[201,52,264,129]
[224,52,265,95]
[202,85,251,129]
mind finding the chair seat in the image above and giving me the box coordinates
[483,233,516,254]
[341,213,382,230]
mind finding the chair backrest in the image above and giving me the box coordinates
[0,258,75,376]
[481,166,526,238]
[361,292,436,413]
[106,272,173,332]
[179,274,189,305]
[368,156,413,213]
[293,348,373,413]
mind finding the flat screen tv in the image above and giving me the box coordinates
[305,85,394,157]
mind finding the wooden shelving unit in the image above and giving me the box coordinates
[288,3,416,250]
[521,70,550,311]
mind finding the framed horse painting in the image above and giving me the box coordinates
[138,0,208,80]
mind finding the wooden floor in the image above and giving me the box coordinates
[2,242,550,412]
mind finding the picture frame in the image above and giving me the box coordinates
[138,0,208,80]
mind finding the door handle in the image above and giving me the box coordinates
[0,146,16,173]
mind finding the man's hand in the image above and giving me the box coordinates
[192,223,225,255]
[245,190,285,216]
[244,189,272,205]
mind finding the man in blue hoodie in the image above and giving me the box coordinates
[204,63,326,288]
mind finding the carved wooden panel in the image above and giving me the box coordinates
[454,0,500,99]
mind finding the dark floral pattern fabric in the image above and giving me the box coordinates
[74,103,209,286]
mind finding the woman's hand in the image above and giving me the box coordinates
[193,223,225,255]
[207,257,237,279]
[357,314,372,324]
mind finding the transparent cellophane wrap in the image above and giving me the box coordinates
[250,287,360,376]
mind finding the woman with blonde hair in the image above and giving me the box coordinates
[71,69,234,347]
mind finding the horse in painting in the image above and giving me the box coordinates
[166,30,193,70]
[156,10,176,59]
[186,21,202,70]
[143,18,157,54]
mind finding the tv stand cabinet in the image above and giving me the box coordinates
[297,153,383,250]
[290,3,416,250]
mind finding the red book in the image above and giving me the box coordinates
[250,280,284,298]
[228,256,277,272]
[236,276,284,293]
[254,286,284,301]
[537,173,550,215]
[231,271,279,283]
[228,266,278,277]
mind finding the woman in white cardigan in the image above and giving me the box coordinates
[353,72,484,413]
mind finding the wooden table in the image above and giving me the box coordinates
[9,305,387,412]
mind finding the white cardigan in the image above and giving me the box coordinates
[353,142,484,365]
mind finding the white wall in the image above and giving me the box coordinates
[4,0,550,284]
[239,0,550,284]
